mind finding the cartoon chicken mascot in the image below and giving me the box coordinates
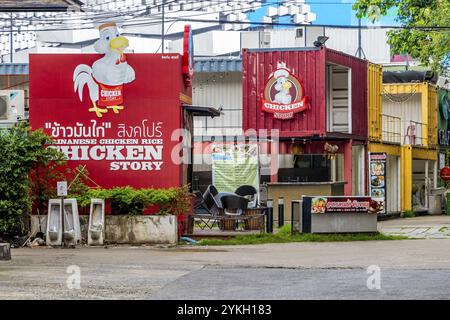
[273,63,292,105]
[73,22,135,118]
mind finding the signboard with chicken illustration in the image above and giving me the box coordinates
[73,22,135,118]
[261,62,309,120]
[29,23,192,189]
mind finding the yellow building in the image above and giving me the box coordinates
[368,63,438,214]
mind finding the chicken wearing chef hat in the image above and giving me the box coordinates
[73,22,135,118]
[273,62,293,105]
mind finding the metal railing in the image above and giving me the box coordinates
[381,115,429,147]
[381,114,401,144]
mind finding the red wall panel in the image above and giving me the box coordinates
[243,48,327,138]
[326,48,368,139]
[29,54,186,189]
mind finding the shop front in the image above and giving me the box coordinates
[376,80,439,214]
[242,47,369,221]
[438,88,450,184]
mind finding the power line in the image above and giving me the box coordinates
[1,0,449,34]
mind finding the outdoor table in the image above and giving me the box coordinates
[215,192,237,208]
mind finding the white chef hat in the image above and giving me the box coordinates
[274,62,289,79]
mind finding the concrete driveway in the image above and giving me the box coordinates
[1,215,450,299]
[2,237,450,299]
[379,215,450,239]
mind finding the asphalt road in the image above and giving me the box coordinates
[152,267,450,300]
[2,238,450,299]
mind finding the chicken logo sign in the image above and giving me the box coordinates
[73,22,136,118]
[261,62,309,120]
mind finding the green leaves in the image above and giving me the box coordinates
[353,0,450,75]
[74,186,193,216]
[0,123,65,234]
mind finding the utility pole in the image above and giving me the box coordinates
[161,0,165,53]
[355,18,366,59]
[10,12,13,63]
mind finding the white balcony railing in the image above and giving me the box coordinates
[381,115,428,147]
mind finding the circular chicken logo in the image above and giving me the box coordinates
[261,62,309,120]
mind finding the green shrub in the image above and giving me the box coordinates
[73,185,193,216]
[403,210,415,218]
[0,123,65,234]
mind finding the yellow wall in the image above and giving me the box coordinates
[427,85,438,148]
[382,82,438,149]
[401,145,412,212]
[370,82,438,213]
[368,63,383,142]
[368,142,401,156]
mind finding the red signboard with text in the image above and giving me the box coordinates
[29,53,189,189]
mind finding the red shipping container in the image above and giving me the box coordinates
[242,47,368,140]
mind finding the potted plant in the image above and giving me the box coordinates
[160,186,194,239]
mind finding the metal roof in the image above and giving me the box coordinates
[0,59,241,75]
[194,58,242,73]
[0,63,29,75]
[183,105,221,118]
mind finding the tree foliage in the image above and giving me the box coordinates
[0,123,64,234]
[353,0,450,75]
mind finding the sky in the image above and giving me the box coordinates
[247,0,400,27]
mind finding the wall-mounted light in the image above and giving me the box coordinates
[313,36,329,47]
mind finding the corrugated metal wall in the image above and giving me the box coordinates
[382,83,438,148]
[368,63,382,142]
[192,72,243,137]
[242,47,327,137]
[326,48,368,138]
[382,93,422,145]
[428,84,438,147]
[323,28,391,64]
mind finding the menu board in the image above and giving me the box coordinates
[310,197,375,214]
[369,153,387,215]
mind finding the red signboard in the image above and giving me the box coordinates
[29,53,189,189]
[261,62,309,120]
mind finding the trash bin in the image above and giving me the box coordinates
[428,188,445,215]
[0,243,11,261]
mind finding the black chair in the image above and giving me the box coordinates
[193,185,221,230]
[235,185,258,208]
[208,184,219,197]
[219,195,249,231]
[221,195,249,213]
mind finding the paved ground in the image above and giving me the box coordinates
[1,216,450,300]
[379,215,450,239]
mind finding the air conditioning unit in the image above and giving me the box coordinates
[260,31,272,48]
[0,90,25,124]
